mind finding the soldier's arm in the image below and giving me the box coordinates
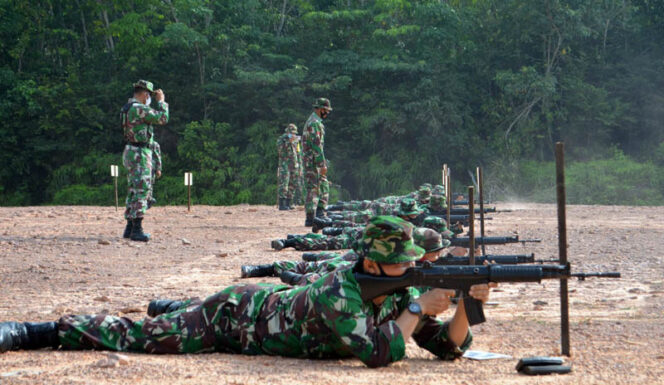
[138,101,169,125]
[152,142,162,172]
[319,285,407,368]
[310,122,326,169]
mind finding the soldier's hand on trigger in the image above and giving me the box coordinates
[416,288,455,316]
[320,166,328,176]
[154,89,165,102]
[156,170,162,179]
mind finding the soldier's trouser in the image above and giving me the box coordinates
[278,161,296,199]
[123,145,153,220]
[291,233,353,251]
[57,285,271,354]
[272,256,357,285]
[304,170,329,214]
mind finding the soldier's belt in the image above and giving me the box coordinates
[127,142,149,148]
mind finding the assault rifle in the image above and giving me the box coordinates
[429,253,558,266]
[444,207,511,215]
[354,263,620,325]
[449,235,540,247]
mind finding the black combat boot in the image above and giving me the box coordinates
[286,198,294,210]
[312,216,333,233]
[147,300,185,317]
[315,207,326,218]
[304,212,314,227]
[328,214,344,221]
[326,204,344,211]
[122,220,133,239]
[279,271,303,286]
[240,264,275,278]
[130,218,150,242]
[322,227,344,236]
[278,198,289,211]
[0,321,59,353]
[271,238,297,251]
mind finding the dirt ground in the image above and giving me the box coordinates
[0,203,662,385]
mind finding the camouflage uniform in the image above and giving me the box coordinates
[122,81,169,220]
[276,124,300,200]
[292,133,305,205]
[147,141,162,207]
[56,216,471,367]
[302,99,331,215]
[287,227,363,251]
[272,251,359,284]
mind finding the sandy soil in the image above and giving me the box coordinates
[0,203,662,385]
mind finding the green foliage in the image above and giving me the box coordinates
[0,0,663,207]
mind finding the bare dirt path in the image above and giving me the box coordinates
[0,203,662,384]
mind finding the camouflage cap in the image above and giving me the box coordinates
[432,184,446,195]
[417,186,432,203]
[133,79,154,93]
[285,123,298,134]
[313,97,332,111]
[396,198,424,216]
[413,227,447,253]
[420,183,433,189]
[360,216,424,264]
[422,216,454,240]
[429,194,447,209]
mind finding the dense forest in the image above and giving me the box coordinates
[1,0,663,206]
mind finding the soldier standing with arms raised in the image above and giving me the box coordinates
[121,80,169,241]
[302,98,332,226]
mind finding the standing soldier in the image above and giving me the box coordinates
[302,98,332,226]
[147,140,162,209]
[276,124,300,210]
[121,80,169,242]
[293,130,305,207]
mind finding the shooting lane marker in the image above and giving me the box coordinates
[477,167,486,256]
[184,172,193,212]
[110,165,119,211]
[555,142,570,356]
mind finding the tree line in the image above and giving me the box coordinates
[1,0,663,206]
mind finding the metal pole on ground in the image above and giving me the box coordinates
[111,165,119,211]
[555,142,570,356]
[446,172,452,229]
[184,172,193,212]
[468,186,475,266]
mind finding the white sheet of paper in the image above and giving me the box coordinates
[463,350,513,360]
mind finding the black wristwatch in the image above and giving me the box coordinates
[407,302,423,319]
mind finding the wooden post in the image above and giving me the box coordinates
[446,172,452,229]
[110,165,119,211]
[555,142,570,356]
[477,167,486,256]
[184,172,193,212]
[468,186,475,265]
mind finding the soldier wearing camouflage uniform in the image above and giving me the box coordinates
[147,140,162,209]
[276,124,300,210]
[0,216,496,368]
[270,226,364,251]
[292,131,305,206]
[302,98,332,226]
[121,80,169,241]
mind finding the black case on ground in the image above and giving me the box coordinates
[516,356,571,375]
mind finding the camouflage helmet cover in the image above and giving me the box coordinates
[360,216,424,264]
[285,123,298,134]
[422,216,454,240]
[397,198,424,216]
[133,79,155,93]
[429,194,447,209]
[313,97,333,110]
[413,227,447,253]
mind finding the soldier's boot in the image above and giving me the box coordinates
[0,321,59,353]
[278,198,289,211]
[286,198,295,210]
[271,238,297,251]
[279,271,303,286]
[312,217,333,233]
[240,264,275,278]
[328,214,344,221]
[315,207,327,218]
[122,220,133,239]
[326,204,344,211]
[322,227,344,236]
[304,212,314,227]
[147,300,185,317]
[130,218,150,242]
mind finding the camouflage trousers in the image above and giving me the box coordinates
[272,253,358,285]
[57,284,279,354]
[290,232,355,251]
[123,145,153,219]
[278,160,299,199]
[304,169,329,214]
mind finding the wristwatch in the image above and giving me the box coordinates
[407,302,423,319]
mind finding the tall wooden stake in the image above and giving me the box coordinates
[114,176,118,211]
[468,186,475,266]
[556,142,570,356]
[446,173,452,228]
[477,167,486,256]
